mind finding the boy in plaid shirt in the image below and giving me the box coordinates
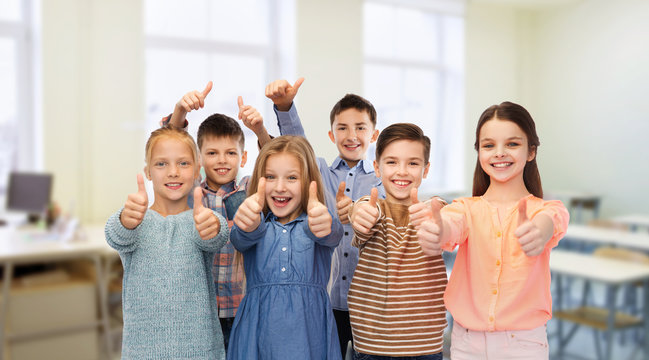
[163,81,271,351]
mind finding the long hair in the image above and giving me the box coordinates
[248,136,325,215]
[472,101,543,198]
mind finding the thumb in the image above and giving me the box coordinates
[193,187,204,215]
[202,81,213,97]
[410,188,419,205]
[518,198,528,224]
[336,181,346,202]
[430,198,444,226]
[293,77,305,92]
[369,187,378,208]
[237,95,244,109]
[308,181,318,209]
[256,177,266,208]
[136,173,146,194]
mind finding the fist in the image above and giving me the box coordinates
[515,199,545,257]
[120,174,148,230]
[351,188,379,234]
[307,181,332,238]
[193,187,221,240]
[336,182,352,225]
[264,78,304,111]
[234,178,266,232]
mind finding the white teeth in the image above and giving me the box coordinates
[394,181,410,186]
[274,197,289,202]
[215,169,229,174]
[166,183,181,186]
[492,163,511,168]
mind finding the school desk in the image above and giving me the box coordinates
[563,224,649,252]
[611,214,649,232]
[550,250,649,360]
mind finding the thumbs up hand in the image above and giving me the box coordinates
[234,178,266,232]
[193,187,221,240]
[416,197,445,256]
[351,188,380,234]
[178,81,212,112]
[307,181,332,238]
[408,188,433,229]
[336,182,352,225]
[514,199,545,257]
[120,174,149,229]
[237,96,265,135]
[265,77,305,111]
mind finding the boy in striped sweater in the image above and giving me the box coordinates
[348,123,448,360]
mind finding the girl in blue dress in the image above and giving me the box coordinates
[229,135,343,359]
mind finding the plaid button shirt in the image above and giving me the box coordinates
[190,176,250,318]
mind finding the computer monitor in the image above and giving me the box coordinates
[6,172,53,220]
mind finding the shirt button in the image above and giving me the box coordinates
[492,289,497,295]
[282,229,287,233]
[281,267,286,272]
[346,188,350,192]
[282,247,287,252]
[496,260,501,266]
[349,173,353,176]
[344,232,349,236]
[344,252,349,257]
[489,316,494,322]
[342,276,347,280]
[496,231,502,237]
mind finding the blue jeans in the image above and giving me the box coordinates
[353,350,443,360]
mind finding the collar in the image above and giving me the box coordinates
[332,157,375,174]
[201,178,238,198]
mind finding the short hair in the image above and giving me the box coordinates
[145,126,199,170]
[329,94,377,127]
[196,113,245,150]
[248,136,325,215]
[472,101,542,198]
[375,123,431,164]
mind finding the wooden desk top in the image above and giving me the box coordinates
[550,249,649,284]
[564,224,649,251]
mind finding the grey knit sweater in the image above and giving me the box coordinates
[105,209,228,359]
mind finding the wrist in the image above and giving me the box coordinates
[275,102,292,112]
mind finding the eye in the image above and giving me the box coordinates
[288,175,298,181]
[481,144,494,149]
[265,175,275,180]
[386,160,396,165]
[155,161,166,167]
[337,126,346,131]
[507,142,521,147]
[357,126,366,131]
[179,161,190,167]
[409,162,420,166]
[206,151,216,156]
[228,151,237,156]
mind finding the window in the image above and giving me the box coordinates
[363,0,465,194]
[0,0,39,200]
[145,0,295,179]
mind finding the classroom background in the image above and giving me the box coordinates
[1,0,648,359]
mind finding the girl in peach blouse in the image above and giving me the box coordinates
[410,101,569,360]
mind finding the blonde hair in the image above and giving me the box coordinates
[248,136,325,215]
[145,127,200,172]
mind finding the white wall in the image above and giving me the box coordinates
[42,0,144,223]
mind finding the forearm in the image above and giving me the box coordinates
[168,104,189,129]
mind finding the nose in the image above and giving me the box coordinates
[216,153,226,163]
[168,164,180,177]
[495,145,506,158]
[396,163,408,175]
[275,178,287,192]
[348,128,358,140]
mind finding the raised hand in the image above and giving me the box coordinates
[177,81,212,112]
[237,96,265,135]
[416,198,445,256]
[234,178,266,232]
[120,174,149,230]
[408,188,432,229]
[336,181,352,225]
[514,199,545,257]
[264,77,304,111]
[193,187,221,240]
[307,181,333,238]
[351,188,379,234]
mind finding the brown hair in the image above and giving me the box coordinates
[329,94,377,127]
[145,126,199,172]
[197,113,245,150]
[248,136,325,215]
[375,123,431,164]
[472,101,543,197]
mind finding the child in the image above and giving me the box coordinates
[105,126,229,359]
[163,81,270,351]
[348,123,448,360]
[228,135,343,359]
[415,101,569,359]
[265,79,385,357]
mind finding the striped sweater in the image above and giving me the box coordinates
[347,198,448,356]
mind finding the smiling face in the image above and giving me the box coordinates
[374,139,429,206]
[328,108,379,168]
[145,137,199,209]
[264,152,303,224]
[200,135,247,191]
[478,118,535,186]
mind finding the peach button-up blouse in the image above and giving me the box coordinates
[442,195,569,332]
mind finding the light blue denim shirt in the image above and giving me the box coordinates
[275,104,385,310]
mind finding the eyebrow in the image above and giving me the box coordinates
[480,136,524,142]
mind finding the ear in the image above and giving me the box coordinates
[422,162,430,179]
[373,160,381,178]
[328,130,335,144]
[143,166,151,181]
[527,145,537,162]
[240,150,248,168]
[370,129,379,143]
